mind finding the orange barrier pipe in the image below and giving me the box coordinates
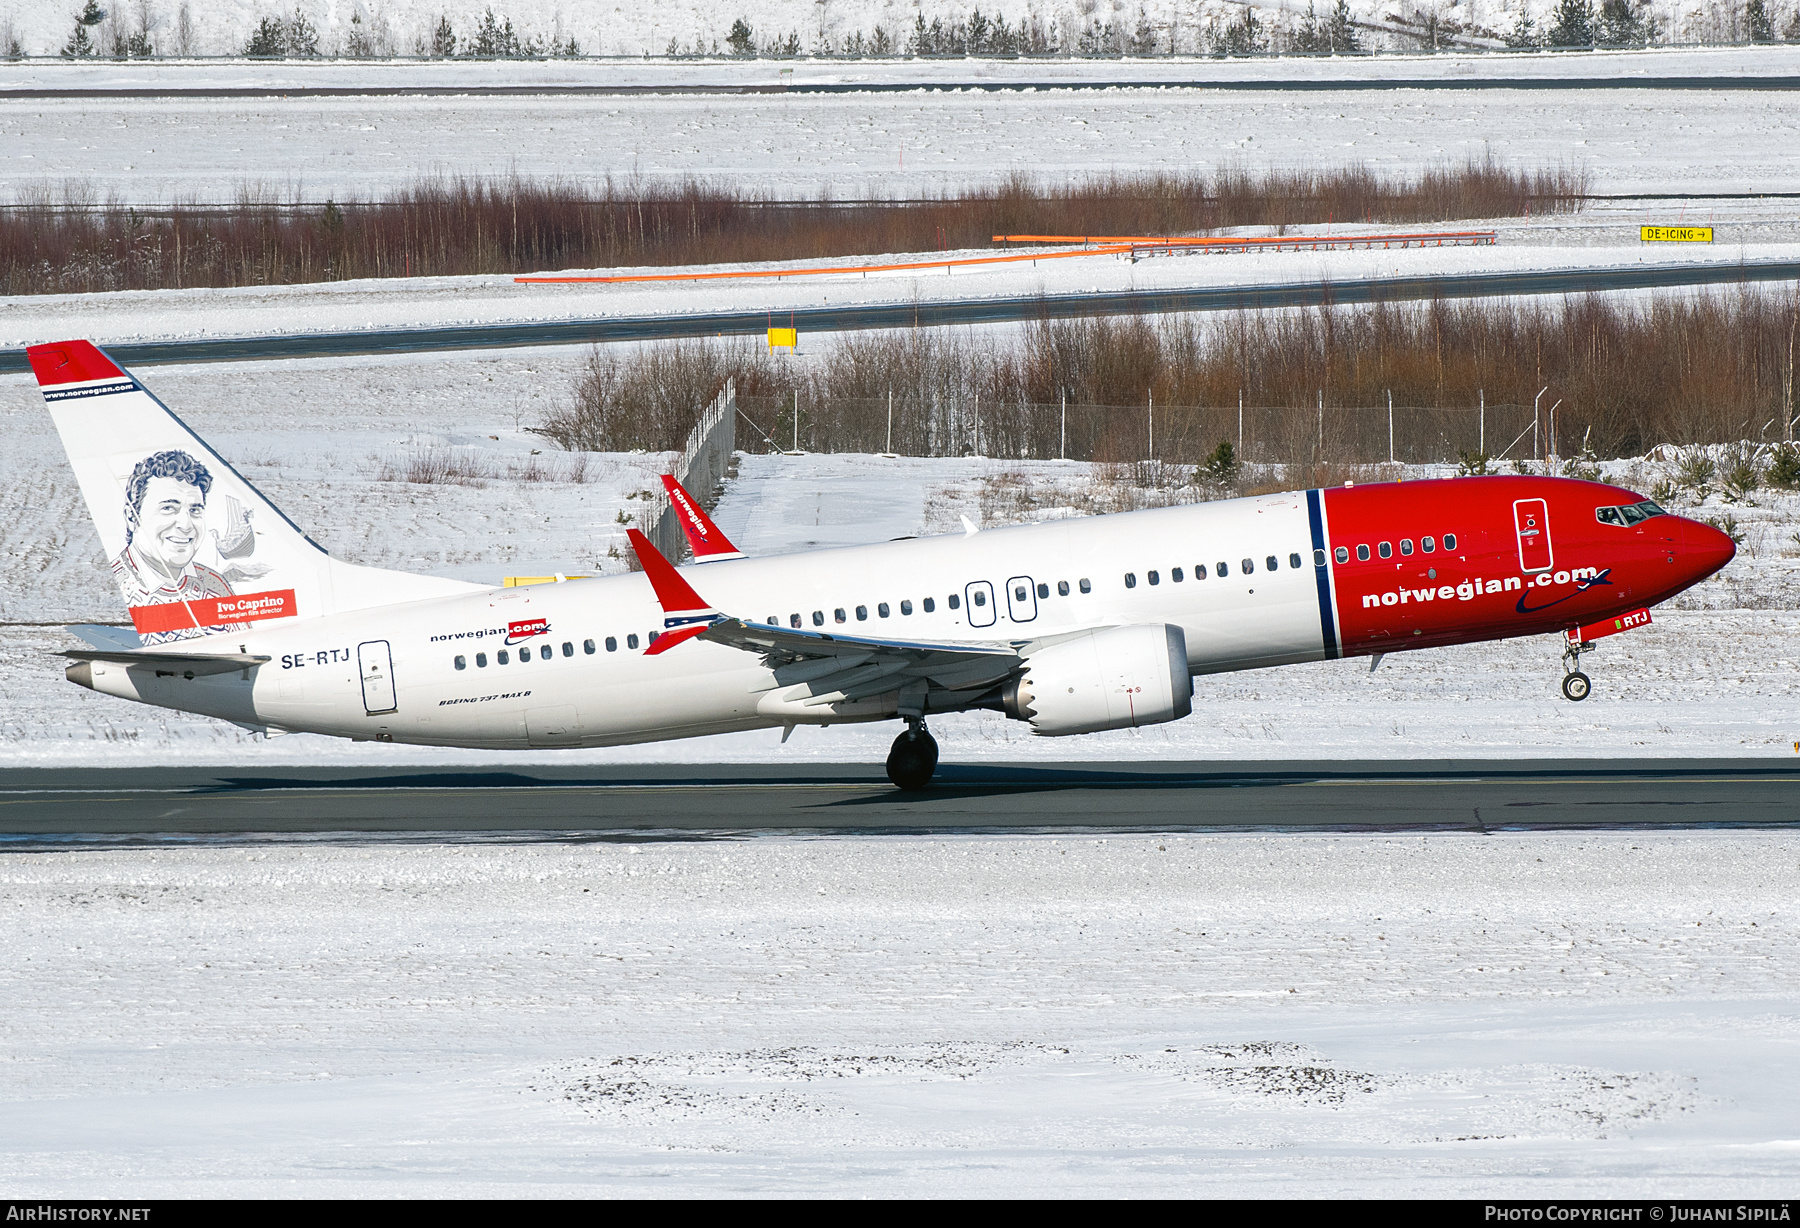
[516,228,1496,288]
[995,230,1499,247]
[516,243,1134,285]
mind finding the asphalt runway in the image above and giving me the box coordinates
[1,760,1795,845]
[5,261,1797,372]
[7,75,1800,98]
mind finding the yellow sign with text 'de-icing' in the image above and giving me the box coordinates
[1641,225,1713,243]
[768,327,798,349]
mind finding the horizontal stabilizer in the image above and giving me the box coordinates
[65,624,143,651]
[63,649,271,677]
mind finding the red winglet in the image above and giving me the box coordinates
[626,528,711,616]
[26,340,125,387]
[659,474,745,562]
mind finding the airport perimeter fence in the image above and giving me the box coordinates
[643,378,737,561]
[735,393,1565,469]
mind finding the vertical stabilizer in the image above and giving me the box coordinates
[30,340,481,644]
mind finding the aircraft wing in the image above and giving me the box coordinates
[660,474,746,562]
[63,649,272,677]
[626,530,1019,701]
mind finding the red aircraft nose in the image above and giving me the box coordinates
[1679,517,1737,580]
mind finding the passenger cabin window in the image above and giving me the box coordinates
[1422,535,1436,553]
[605,637,617,652]
[812,611,824,626]
[1057,581,1070,596]
[1400,539,1414,556]
[856,605,868,621]
[563,642,574,657]
[1378,542,1392,559]
[1265,555,1278,571]
[878,602,890,617]
[1443,533,1458,549]
[626,634,639,649]
[1193,564,1207,581]
[900,600,913,615]
[1171,568,1184,583]
[1014,584,1030,602]
[476,652,488,667]
[834,608,847,623]
[1037,583,1049,599]
[943,596,955,611]
[540,645,553,660]
[1124,572,1137,588]
[498,649,511,664]
[1356,545,1370,562]
[454,655,466,670]
[1079,579,1092,594]
[790,614,802,628]
[972,590,987,607]
[584,639,596,654]
[1215,562,1227,577]
[1335,546,1350,564]
[1292,553,1305,569]
[1241,558,1255,574]
[1147,570,1159,586]
[1314,549,1327,568]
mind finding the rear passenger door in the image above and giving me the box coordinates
[1006,575,1038,623]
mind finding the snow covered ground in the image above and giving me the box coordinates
[7,52,1800,201]
[2,832,1797,1195]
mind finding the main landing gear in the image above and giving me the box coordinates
[1561,637,1593,702]
[885,717,940,791]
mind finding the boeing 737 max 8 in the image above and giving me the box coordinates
[31,340,1735,789]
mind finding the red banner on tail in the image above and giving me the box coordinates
[129,589,297,635]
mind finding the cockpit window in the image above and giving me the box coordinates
[1597,501,1666,526]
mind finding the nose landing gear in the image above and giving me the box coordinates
[885,717,939,791]
[1561,638,1593,702]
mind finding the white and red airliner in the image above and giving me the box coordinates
[32,339,1734,789]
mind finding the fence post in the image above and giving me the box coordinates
[1061,391,1067,461]
[886,388,894,455]
[1387,390,1394,465]
[1148,391,1154,461]
[1238,390,1243,459]
[1479,389,1485,456]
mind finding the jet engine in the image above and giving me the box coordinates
[1002,624,1193,736]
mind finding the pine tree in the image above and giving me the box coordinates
[1293,2,1325,52]
[1327,0,1360,51]
[1505,6,1541,46]
[430,14,456,57]
[1747,0,1775,41]
[284,5,320,57]
[244,15,285,56]
[62,0,105,58]
[1548,0,1596,46]
[726,18,755,56]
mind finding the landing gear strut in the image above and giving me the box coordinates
[1561,638,1593,702]
[885,717,939,791]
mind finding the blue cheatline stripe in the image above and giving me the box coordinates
[1306,489,1341,660]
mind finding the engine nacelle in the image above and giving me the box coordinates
[1002,624,1193,736]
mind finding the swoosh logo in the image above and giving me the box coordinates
[1514,568,1613,614]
